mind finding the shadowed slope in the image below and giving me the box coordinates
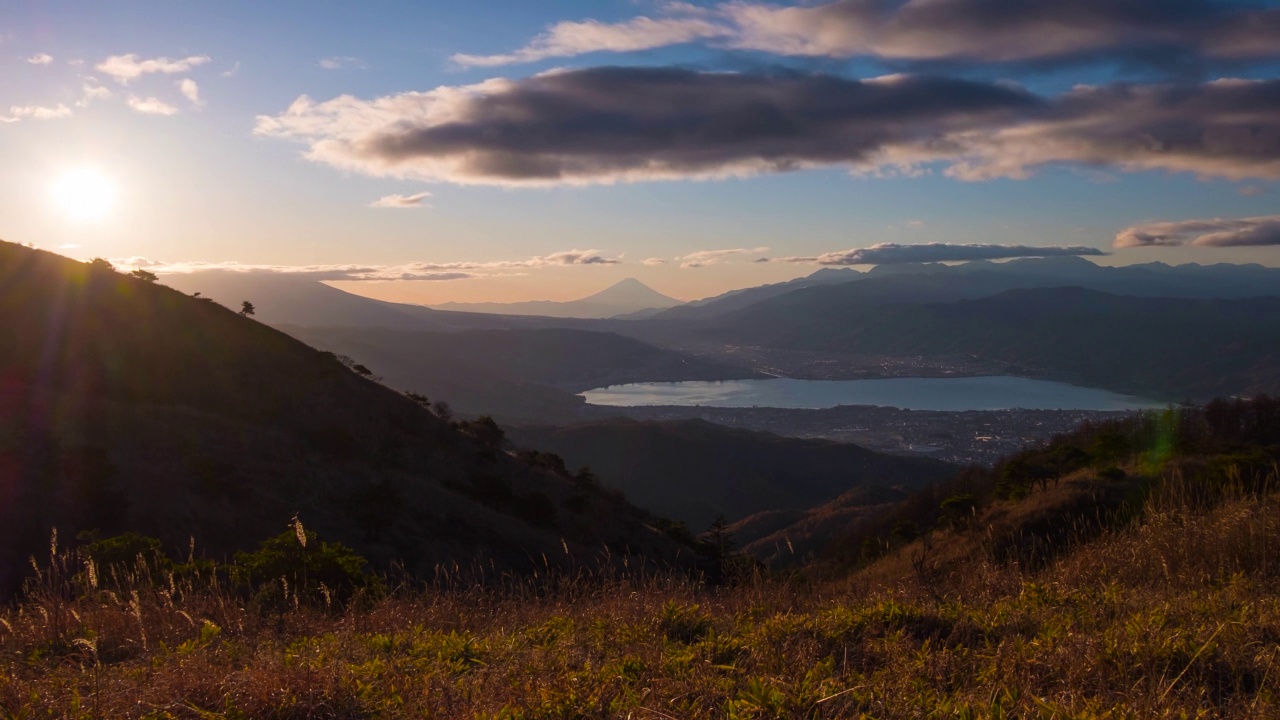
[0,243,685,592]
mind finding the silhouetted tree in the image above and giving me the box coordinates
[703,515,735,562]
[405,391,431,409]
[129,269,158,283]
[87,257,114,271]
[461,416,506,451]
[700,515,747,583]
[431,401,453,422]
[239,301,256,317]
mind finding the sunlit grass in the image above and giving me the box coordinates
[4,476,1280,718]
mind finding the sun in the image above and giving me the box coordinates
[50,168,117,222]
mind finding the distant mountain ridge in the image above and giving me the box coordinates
[693,286,1280,400]
[433,278,683,318]
[645,257,1280,323]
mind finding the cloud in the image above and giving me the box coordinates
[944,78,1280,182]
[535,249,621,265]
[319,56,365,70]
[1115,215,1280,248]
[77,81,112,107]
[178,78,203,106]
[113,258,477,282]
[126,96,179,116]
[1,103,72,122]
[773,242,1106,265]
[464,0,1280,68]
[26,53,53,65]
[112,249,624,280]
[452,16,728,67]
[256,68,1040,186]
[257,68,1280,187]
[641,257,669,266]
[721,0,1280,65]
[97,54,210,83]
[677,246,770,268]
[221,62,241,78]
[1238,185,1268,197]
[370,191,432,208]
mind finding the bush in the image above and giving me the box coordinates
[232,521,379,608]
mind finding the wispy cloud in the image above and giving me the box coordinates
[769,243,1106,266]
[318,56,365,70]
[178,79,203,107]
[258,69,1280,188]
[97,54,210,83]
[1116,215,1280,248]
[25,53,53,66]
[1,104,73,122]
[677,247,769,268]
[77,81,112,107]
[370,191,432,208]
[641,257,669,266]
[112,248,624,281]
[452,16,727,67]
[126,96,179,116]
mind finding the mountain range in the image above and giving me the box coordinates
[156,256,1280,406]
[431,277,683,318]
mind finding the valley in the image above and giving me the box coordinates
[593,404,1138,466]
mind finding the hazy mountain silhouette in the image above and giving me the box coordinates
[160,271,589,331]
[649,267,862,321]
[0,242,686,591]
[644,258,1280,325]
[697,286,1280,399]
[433,278,683,318]
[161,271,446,329]
[506,418,956,532]
[283,326,760,423]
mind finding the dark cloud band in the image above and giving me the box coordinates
[773,243,1106,266]
[456,0,1280,69]
[1116,215,1280,248]
[257,68,1280,186]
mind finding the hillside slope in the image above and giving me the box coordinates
[283,326,758,423]
[0,243,684,591]
[506,418,956,531]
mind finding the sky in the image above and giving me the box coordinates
[2,0,1279,304]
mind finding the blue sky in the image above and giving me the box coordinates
[3,0,1279,303]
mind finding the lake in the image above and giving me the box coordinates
[581,376,1162,412]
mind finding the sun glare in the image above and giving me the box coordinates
[50,167,117,222]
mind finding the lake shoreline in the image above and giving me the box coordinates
[581,376,1162,413]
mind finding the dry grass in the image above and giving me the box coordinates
[4,411,1278,720]
[5,470,1280,719]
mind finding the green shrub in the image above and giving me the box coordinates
[232,522,378,608]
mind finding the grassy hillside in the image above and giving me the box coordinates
[3,399,1280,717]
[507,418,957,532]
[0,242,685,591]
